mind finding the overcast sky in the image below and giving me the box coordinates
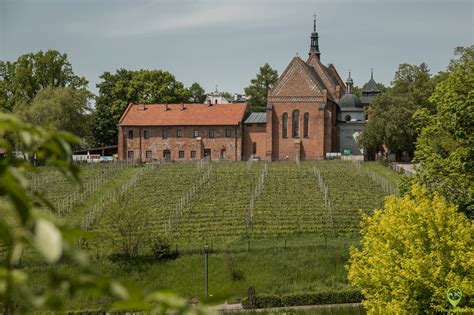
[1,0,473,95]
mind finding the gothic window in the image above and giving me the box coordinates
[282,113,288,138]
[303,113,309,138]
[292,110,300,138]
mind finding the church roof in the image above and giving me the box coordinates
[119,103,248,126]
[362,75,380,93]
[244,112,267,124]
[338,93,363,108]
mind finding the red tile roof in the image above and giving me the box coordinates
[119,103,248,126]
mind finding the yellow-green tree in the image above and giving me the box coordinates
[347,185,473,313]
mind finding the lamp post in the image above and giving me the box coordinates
[204,243,209,298]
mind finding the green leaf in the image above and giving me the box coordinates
[34,218,63,263]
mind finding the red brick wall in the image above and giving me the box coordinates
[269,100,327,161]
[243,124,267,160]
[120,125,242,162]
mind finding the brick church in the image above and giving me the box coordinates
[118,18,380,162]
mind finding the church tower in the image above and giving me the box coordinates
[309,14,321,59]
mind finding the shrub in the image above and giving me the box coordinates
[150,237,178,261]
[241,288,362,309]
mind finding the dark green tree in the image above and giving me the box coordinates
[244,63,278,112]
[91,69,190,147]
[14,87,91,140]
[358,63,437,159]
[188,82,206,103]
[0,50,88,112]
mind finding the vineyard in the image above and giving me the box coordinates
[1,160,399,309]
[25,160,393,248]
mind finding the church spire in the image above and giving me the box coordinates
[309,14,321,59]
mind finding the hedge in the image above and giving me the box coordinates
[241,288,362,309]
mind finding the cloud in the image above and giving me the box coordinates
[94,0,281,37]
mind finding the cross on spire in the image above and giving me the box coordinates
[313,13,317,32]
[309,14,320,58]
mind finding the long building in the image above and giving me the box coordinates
[118,18,380,162]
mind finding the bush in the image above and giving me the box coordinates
[241,288,362,309]
[150,237,178,261]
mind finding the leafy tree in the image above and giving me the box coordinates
[14,87,91,140]
[188,82,206,103]
[244,63,278,112]
[348,185,473,313]
[101,194,152,258]
[91,69,190,147]
[359,63,436,158]
[0,113,209,314]
[0,50,88,112]
[352,86,362,96]
[413,58,474,218]
[358,92,417,158]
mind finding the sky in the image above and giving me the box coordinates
[1,0,473,95]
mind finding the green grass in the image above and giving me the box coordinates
[361,162,400,188]
[11,161,393,311]
[24,235,357,311]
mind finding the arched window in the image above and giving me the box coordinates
[292,110,300,138]
[282,113,288,138]
[303,113,309,138]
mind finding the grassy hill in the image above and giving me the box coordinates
[7,160,398,310]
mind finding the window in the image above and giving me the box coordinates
[225,129,231,137]
[162,129,168,139]
[191,150,196,158]
[145,150,152,159]
[215,99,218,104]
[177,129,182,138]
[282,113,288,138]
[209,129,215,138]
[128,130,134,139]
[252,142,257,155]
[143,129,149,139]
[292,110,300,138]
[220,149,226,160]
[127,150,134,159]
[179,151,184,159]
[193,130,199,138]
[345,115,351,122]
[303,113,310,138]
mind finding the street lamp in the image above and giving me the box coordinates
[204,243,209,298]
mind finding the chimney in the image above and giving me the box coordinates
[181,103,186,111]
[165,104,170,111]
[137,104,146,111]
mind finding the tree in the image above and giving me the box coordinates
[348,185,473,313]
[188,82,206,103]
[358,92,418,158]
[413,57,474,218]
[244,63,278,112]
[0,113,209,313]
[0,50,88,112]
[101,194,152,258]
[352,86,362,96]
[90,69,190,147]
[358,62,436,158]
[14,87,91,140]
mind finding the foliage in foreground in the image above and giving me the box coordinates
[347,185,473,313]
[413,56,473,218]
[0,113,210,314]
